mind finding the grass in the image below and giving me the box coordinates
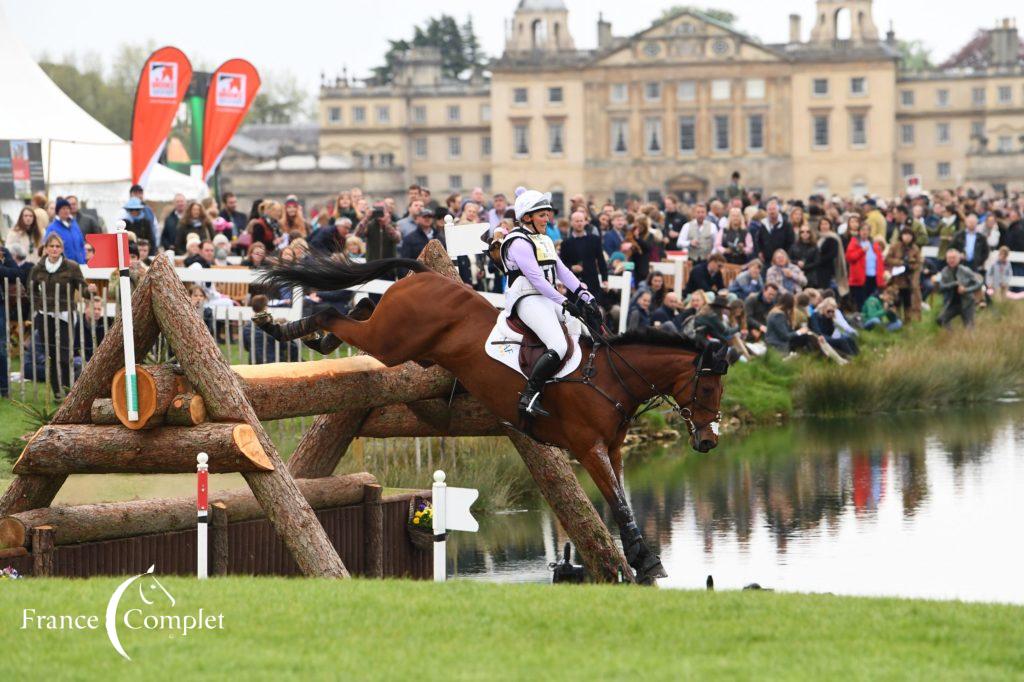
[4,578,1023,680]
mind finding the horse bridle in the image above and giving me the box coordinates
[555,323,723,438]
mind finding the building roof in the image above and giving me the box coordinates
[517,0,566,10]
[940,28,1024,69]
[229,123,320,159]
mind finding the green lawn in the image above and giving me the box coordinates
[4,578,1022,680]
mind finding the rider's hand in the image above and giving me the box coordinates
[581,298,605,330]
[562,299,583,320]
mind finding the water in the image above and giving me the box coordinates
[448,404,1024,604]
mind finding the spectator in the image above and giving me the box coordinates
[951,213,989,274]
[815,217,847,295]
[685,253,726,295]
[889,204,928,247]
[744,282,779,338]
[765,292,846,364]
[137,239,152,266]
[243,243,268,267]
[247,201,283,252]
[729,260,764,299]
[694,294,748,359]
[43,197,87,264]
[627,290,653,330]
[636,271,667,310]
[162,194,187,251]
[30,191,50,237]
[987,246,1013,300]
[885,227,923,321]
[677,202,717,262]
[808,298,859,357]
[936,249,983,329]
[345,236,367,263]
[333,192,358,225]
[662,194,685,244]
[397,198,424,239]
[765,249,807,295]
[125,184,158,230]
[77,295,110,363]
[176,201,216,252]
[0,244,27,397]
[6,206,44,263]
[846,222,885,308]
[356,202,401,262]
[725,171,745,202]
[282,196,308,238]
[310,217,351,254]
[185,241,215,269]
[753,199,793,264]
[67,196,102,236]
[603,211,627,256]
[862,289,903,332]
[122,197,154,243]
[928,202,960,260]
[560,210,608,304]
[863,198,887,242]
[486,194,509,236]
[714,207,753,264]
[220,192,248,238]
[400,209,442,260]
[627,214,656,280]
[788,224,821,284]
[650,291,688,333]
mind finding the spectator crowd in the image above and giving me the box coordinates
[3,172,1023,399]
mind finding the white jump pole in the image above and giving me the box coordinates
[197,452,209,579]
[432,470,447,582]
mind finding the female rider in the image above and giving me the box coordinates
[500,187,604,418]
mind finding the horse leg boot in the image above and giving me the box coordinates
[518,349,561,418]
[253,311,321,342]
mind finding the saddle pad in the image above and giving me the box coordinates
[484,310,583,379]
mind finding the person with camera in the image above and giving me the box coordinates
[355,201,401,262]
[885,226,923,322]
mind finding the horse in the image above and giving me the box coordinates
[256,252,731,583]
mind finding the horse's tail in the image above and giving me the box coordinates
[258,254,429,293]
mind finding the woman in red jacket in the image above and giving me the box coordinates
[846,218,886,308]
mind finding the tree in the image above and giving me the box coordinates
[245,72,314,125]
[371,13,485,84]
[898,40,935,72]
[659,6,737,26]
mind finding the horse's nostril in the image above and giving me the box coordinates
[698,439,716,452]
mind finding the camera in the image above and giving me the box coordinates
[371,205,385,219]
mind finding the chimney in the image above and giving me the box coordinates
[988,18,1020,66]
[598,12,613,49]
[789,14,801,44]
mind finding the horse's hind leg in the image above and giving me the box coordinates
[577,441,666,585]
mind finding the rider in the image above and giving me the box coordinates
[501,187,604,418]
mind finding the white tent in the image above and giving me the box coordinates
[0,8,207,230]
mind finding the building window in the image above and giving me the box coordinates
[481,135,491,157]
[376,105,390,123]
[747,114,764,151]
[998,85,1012,104]
[677,80,696,102]
[972,87,986,106]
[937,162,951,179]
[480,104,491,122]
[850,77,867,95]
[851,180,868,198]
[900,90,914,107]
[644,82,661,101]
[548,122,565,155]
[328,106,341,123]
[812,114,829,148]
[714,115,730,152]
[610,119,629,155]
[513,87,528,104]
[850,113,867,147]
[448,136,461,159]
[447,105,460,122]
[813,78,829,96]
[380,153,395,168]
[414,137,427,158]
[936,89,950,107]
[414,175,428,188]
[900,123,915,146]
[610,83,628,103]
[353,106,366,123]
[936,122,951,145]
[712,79,731,101]
[678,115,696,153]
[483,173,492,190]
[901,163,914,178]
[745,78,765,100]
[548,86,563,103]
[412,105,426,123]
[644,117,662,155]
[513,124,529,156]
[971,121,985,139]
[998,135,1013,152]
[448,175,462,191]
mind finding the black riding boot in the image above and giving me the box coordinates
[518,349,561,418]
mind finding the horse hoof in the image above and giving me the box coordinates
[634,555,668,584]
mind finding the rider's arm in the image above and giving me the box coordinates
[506,238,567,305]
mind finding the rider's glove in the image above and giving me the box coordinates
[581,298,606,331]
[562,299,584,321]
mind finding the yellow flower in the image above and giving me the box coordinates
[413,517,420,525]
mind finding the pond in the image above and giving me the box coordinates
[447,403,1024,604]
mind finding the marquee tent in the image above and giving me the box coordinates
[0,8,207,229]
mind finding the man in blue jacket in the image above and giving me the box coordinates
[44,197,87,264]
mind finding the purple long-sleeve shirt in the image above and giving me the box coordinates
[505,238,592,305]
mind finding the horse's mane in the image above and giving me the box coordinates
[591,327,702,353]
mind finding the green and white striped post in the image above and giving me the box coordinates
[116,224,139,422]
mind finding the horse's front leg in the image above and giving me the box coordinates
[578,440,666,585]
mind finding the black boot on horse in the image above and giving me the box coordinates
[518,349,561,419]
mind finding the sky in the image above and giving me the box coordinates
[4,0,1020,94]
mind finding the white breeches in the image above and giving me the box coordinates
[515,294,568,358]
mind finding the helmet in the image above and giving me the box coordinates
[513,186,553,221]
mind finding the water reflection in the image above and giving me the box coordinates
[450,404,1024,604]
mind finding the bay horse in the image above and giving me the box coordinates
[257,254,730,583]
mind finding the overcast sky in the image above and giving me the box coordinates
[5,0,1020,93]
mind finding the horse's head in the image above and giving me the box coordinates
[671,344,734,453]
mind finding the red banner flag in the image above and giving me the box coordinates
[131,47,192,187]
[86,233,130,268]
[202,59,260,183]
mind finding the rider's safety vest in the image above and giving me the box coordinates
[500,227,558,287]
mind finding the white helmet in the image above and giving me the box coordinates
[513,186,553,221]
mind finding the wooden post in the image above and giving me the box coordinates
[32,525,55,577]
[147,256,348,578]
[210,502,229,577]
[362,484,383,578]
[288,410,367,479]
[0,276,159,516]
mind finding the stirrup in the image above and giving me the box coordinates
[519,391,551,418]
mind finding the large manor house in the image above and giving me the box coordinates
[277,0,1021,210]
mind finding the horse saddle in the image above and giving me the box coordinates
[484,310,583,379]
